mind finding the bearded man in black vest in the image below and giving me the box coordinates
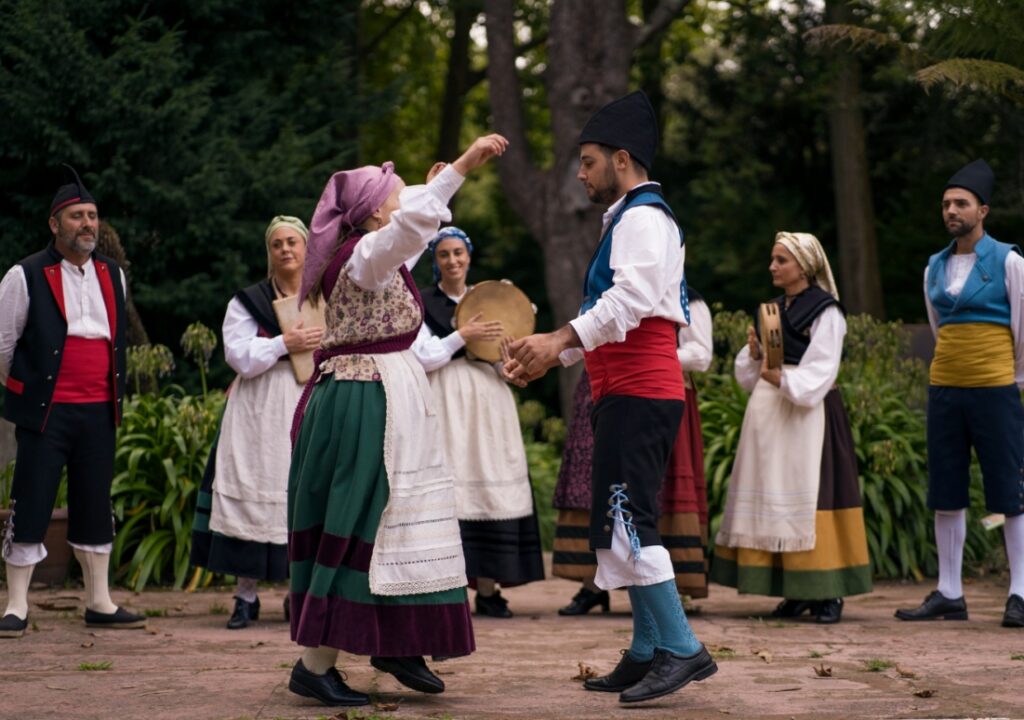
[0,166,145,637]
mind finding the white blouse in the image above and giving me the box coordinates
[221,296,288,379]
[678,299,712,373]
[735,304,845,408]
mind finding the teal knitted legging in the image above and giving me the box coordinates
[627,580,701,659]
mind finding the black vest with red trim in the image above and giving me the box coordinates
[3,243,127,431]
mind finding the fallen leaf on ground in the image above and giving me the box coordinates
[80,641,94,649]
[250,641,264,648]
[753,649,773,664]
[372,699,402,711]
[896,665,916,678]
[145,628,159,635]
[767,686,801,692]
[571,662,598,681]
[914,689,935,698]
[813,664,832,677]
[35,599,79,612]
[708,645,736,659]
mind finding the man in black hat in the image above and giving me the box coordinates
[0,166,145,637]
[505,91,717,703]
[896,159,1024,628]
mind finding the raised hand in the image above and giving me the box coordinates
[425,162,448,183]
[452,134,510,176]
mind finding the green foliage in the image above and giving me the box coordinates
[78,661,113,671]
[180,322,218,399]
[862,658,895,672]
[126,344,176,396]
[110,387,224,591]
[525,441,559,552]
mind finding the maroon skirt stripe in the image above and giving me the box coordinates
[290,592,476,657]
[289,525,374,572]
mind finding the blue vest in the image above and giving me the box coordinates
[926,233,1020,327]
[580,188,689,323]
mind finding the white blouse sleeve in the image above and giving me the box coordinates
[778,305,845,407]
[0,265,28,382]
[410,322,466,373]
[347,166,465,291]
[677,299,712,372]
[222,297,288,379]
[733,345,761,392]
[1004,252,1024,388]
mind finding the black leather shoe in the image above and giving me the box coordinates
[619,646,717,703]
[84,607,147,629]
[289,659,369,706]
[815,598,843,624]
[227,596,260,629]
[559,587,611,616]
[772,599,817,618]
[0,613,28,638]
[1002,594,1024,628]
[475,590,513,618]
[370,655,445,694]
[584,649,653,692]
[894,590,967,621]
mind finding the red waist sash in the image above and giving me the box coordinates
[584,317,684,403]
[52,337,113,403]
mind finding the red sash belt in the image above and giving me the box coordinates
[584,317,683,403]
[52,337,114,403]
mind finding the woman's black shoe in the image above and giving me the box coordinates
[815,598,843,624]
[227,596,260,629]
[771,599,817,618]
[283,594,290,622]
[559,587,611,616]
[289,659,369,706]
[370,655,445,694]
[475,590,513,618]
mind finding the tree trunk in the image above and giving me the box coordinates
[436,0,482,165]
[98,221,150,346]
[824,0,885,318]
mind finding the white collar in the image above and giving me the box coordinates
[601,181,662,225]
[61,256,94,276]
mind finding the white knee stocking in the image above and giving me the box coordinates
[73,548,118,614]
[3,562,35,620]
[935,509,966,599]
[1004,514,1024,599]
[236,577,258,603]
[301,646,339,674]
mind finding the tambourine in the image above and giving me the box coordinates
[758,302,784,370]
[454,280,536,363]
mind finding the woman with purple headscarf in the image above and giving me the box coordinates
[285,134,507,708]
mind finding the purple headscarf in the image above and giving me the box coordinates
[299,161,401,306]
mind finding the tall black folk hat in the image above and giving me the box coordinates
[945,158,994,205]
[578,90,659,170]
[50,164,97,216]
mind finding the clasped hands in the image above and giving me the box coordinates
[499,325,580,388]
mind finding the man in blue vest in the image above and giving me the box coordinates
[505,91,716,703]
[0,166,145,637]
[896,159,1024,628]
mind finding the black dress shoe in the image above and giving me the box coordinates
[370,655,445,694]
[475,590,513,618]
[84,607,147,629]
[583,649,653,692]
[559,587,611,616]
[619,646,718,703]
[1002,594,1024,628]
[227,596,260,629]
[894,590,967,621]
[0,613,28,638]
[289,659,369,707]
[772,599,817,618]
[815,598,843,624]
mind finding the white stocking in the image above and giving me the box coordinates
[73,548,118,614]
[301,646,339,674]
[935,509,966,599]
[3,562,35,620]
[236,577,258,603]
[1004,514,1024,599]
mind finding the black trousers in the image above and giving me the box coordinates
[589,394,684,550]
[8,402,116,545]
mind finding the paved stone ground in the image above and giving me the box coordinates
[2,566,1023,720]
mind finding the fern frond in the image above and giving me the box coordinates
[805,24,925,66]
[915,58,1024,104]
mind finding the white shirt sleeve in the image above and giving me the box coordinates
[0,266,28,383]
[778,305,846,407]
[923,266,939,338]
[410,322,466,373]
[559,347,585,367]
[120,268,128,301]
[1004,252,1024,388]
[222,296,288,379]
[569,206,683,351]
[677,299,712,372]
[347,165,465,292]
[733,345,761,392]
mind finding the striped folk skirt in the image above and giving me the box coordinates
[710,388,873,600]
[552,384,709,598]
[288,379,474,657]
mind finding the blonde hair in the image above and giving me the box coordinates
[264,215,309,279]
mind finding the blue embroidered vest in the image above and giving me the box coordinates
[926,234,1020,327]
[580,185,689,323]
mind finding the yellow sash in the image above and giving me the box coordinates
[930,323,1015,387]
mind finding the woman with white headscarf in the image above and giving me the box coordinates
[190,216,323,629]
[710,232,872,624]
